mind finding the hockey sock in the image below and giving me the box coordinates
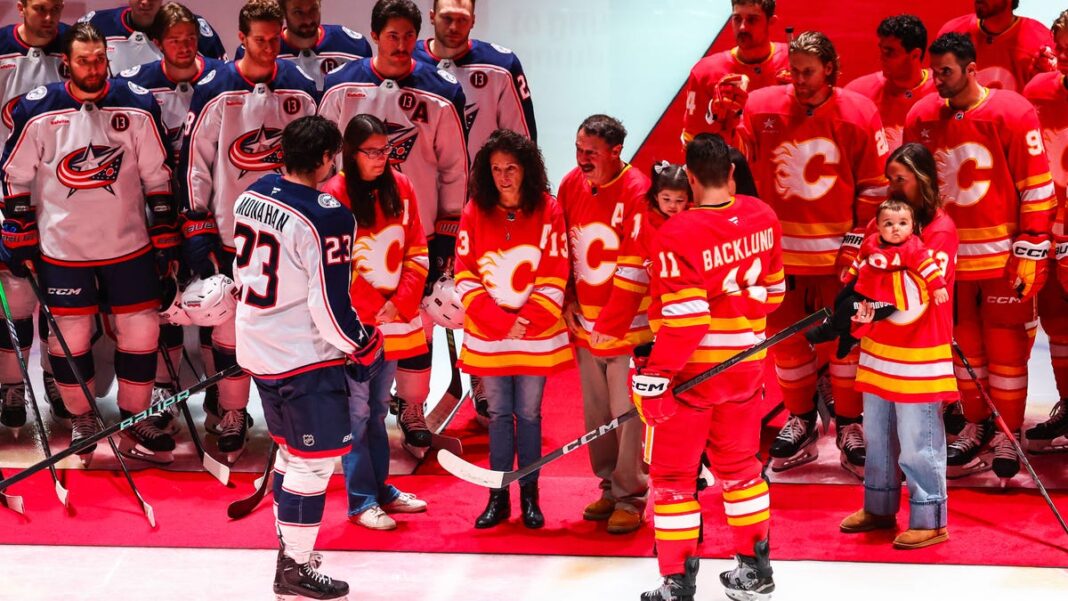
[395,352,432,405]
[988,362,1028,432]
[49,350,94,415]
[212,345,250,411]
[723,477,770,555]
[1048,332,1068,399]
[0,317,33,383]
[115,349,156,412]
[274,448,331,564]
[154,324,184,385]
[652,494,702,576]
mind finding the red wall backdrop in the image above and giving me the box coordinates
[630,1,975,173]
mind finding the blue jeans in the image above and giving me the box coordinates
[342,360,400,516]
[862,392,948,529]
[481,375,545,486]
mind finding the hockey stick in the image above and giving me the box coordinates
[21,272,159,526]
[157,340,230,485]
[0,467,24,515]
[0,276,69,507]
[439,308,830,488]
[952,342,1068,538]
[226,440,277,519]
[425,328,465,433]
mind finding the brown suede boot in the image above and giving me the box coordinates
[839,509,896,533]
[893,527,949,549]
[583,497,615,521]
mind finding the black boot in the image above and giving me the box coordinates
[475,488,510,529]
[520,482,544,529]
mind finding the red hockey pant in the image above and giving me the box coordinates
[1038,275,1068,400]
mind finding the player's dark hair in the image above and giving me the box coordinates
[578,114,627,148]
[470,129,550,216]
[929,32,976,68]
[886,143,943,229]
[281,115,341,175]
[729,146,758,196]
[341,114,402,228]
[1013,0,1019,10]
[371,0,422,35]
[239,0,284,35]
[877,199,915,222]
[685,134,732,188]
[789,31,840,85]
[1053,9,1068,36]
[731,0,775,18]
[432,0,476,11]
[150,2,197,42]
[62,22,105,56]
[646,161,691,216]
[877,14,927,59]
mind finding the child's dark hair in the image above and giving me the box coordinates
[877,198,919,234]
[646,161,692,213]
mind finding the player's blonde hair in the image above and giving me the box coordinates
[789,31,840,85]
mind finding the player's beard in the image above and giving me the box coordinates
[936,78,968,99]
[290,23,318,40]
[72,73,106,95]
[974,0,1006,20]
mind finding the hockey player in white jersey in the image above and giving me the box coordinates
[234,0,373,91]
[234,114,383,601]
[79,0,226,75]
[0,0,70,435]
[0,22,180,466]
[320,0,467,436]
[179,0,317,462]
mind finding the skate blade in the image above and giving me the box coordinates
[403,442,429,460]
[1025,435,1068,454]
[6,425,22,440]
[725,588,774,601]
[76,446,97,468]
[117,442,175,466]
[275,593,348,601]
[224,448,246,464]
[770,449,818,472]
[946,454,992,479]
[839,455,864,480]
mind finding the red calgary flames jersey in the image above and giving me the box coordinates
[647,195,785,405]
[1023,72,1068,234]
[845,69,937,153]
[938,15,1054,92]
[740,86,890,276]
[454,194,574,376]
[558,163,652,355]
[681,43,791,145]
[904,88,1055,280]
[595,206,667,340]
[850,234,947,308]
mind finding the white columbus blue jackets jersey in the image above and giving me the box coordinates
[180,60,317,249]
[1,79,172,263]
[319,58,467,237]
[0,23,71,142]
[413,39,536,161]
[117,56,225,160]
[79,7,227,75]
[234,173,367,378]
[234,25,372,91]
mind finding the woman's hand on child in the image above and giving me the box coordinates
[932,288,949,305]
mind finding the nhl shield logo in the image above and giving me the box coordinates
[303,434,316,447]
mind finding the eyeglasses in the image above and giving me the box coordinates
[357,145,393,159]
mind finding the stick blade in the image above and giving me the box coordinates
[430,433,463,456]
[2,492,24,515]
[203,453,231,486]
[55,481,69,508]
[436,449,505,488]
[253,474,265,490]
[142,500,156,528]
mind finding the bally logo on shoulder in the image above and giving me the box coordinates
[302,434,315,447]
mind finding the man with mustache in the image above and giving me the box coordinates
[0,21,178,466]
[739,31,890,475]
[319,0,467,475]
[938,0,1055,92]
[0,0,71,435]
[79,0,226,75]
[681,0,790,150]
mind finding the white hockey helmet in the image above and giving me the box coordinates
[159,275,191,326]
[181,274,238,327]
[421,275,464,329]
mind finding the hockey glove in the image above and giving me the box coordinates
[0,219,38,277]
[1033,46,1058,74]
[1054,235,1068,295]
[346,326,385,383]
[1005,233,1050,300]
[426,217,459,295]
[836,229,865,282]
[632,341,653,370]
[704,73,749,135]
[631,367,677,427]
[180,210,223,279]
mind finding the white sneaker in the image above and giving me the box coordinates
[350,506,396,530]
[383,491,428,514]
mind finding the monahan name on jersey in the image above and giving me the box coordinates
[80,6,227,75]
[0,23,71,142]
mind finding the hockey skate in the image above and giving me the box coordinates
[203,385,223,435]
[1025,399,1068,453]
[70,411,101,467]
[815,370,836,424]
[836,418,865,479]
[118,410,176,465]
[946,417,995,478]
[43,372,72,429]
[720,539,775,601]
[395,395,431,449]
[990,431,1021,487]
[0,382,27,438]
[640,557,698,601]
[943,402,966,438]
[274,548,349,601]
[471,374,490,428]
[217,408,251,463]
[769,412,819,472]
[150,383,182,436]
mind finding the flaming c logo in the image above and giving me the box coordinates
[352,225,404,290]
[478,245,541,309]
[228,125,284,177]
[773,138,840,201]
[56,142,124,196]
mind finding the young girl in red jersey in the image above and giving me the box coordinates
[455,129,574,529]
[322,114,430,531]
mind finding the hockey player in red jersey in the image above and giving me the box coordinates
[681,0,789,149]
[1024,10,1068,455]
[739,31,890,476]
[559,114,650,533]
[632,133,784,601]
[905,32,1056,482]
[937,0,1055,92]
[846,15,937,153]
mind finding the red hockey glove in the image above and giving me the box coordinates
[631,342,653,370]
[346,326,385,383]
[1006,233,1050,300]
[0,218,38,277]
[630,368,677,427]
[1033,46,1058,74]
[836,229,865,282]
[704,73,749,135]
[1054,235,1068,294]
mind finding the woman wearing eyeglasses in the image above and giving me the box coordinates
[322,114,431,531]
